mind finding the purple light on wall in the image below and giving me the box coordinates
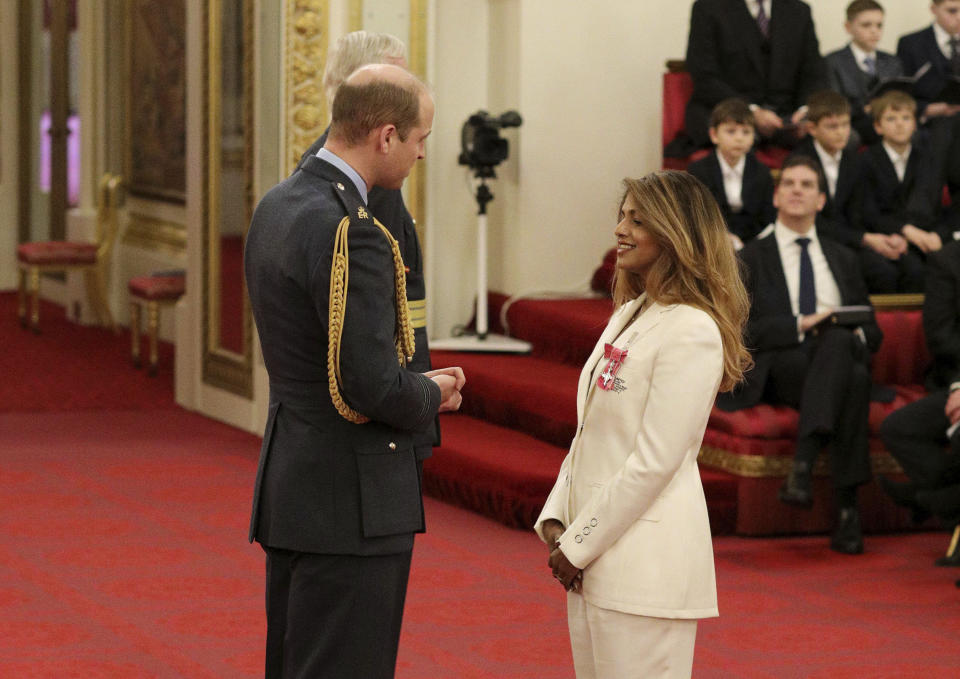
[38,110,81,207]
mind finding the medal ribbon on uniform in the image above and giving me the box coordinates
[597,343,628,391]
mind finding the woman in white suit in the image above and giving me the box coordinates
[536,171,751,678]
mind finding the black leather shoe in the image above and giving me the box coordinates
[778,461,813,508]
[830,507,864,555]
[877,476,930,524]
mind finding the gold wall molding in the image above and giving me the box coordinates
[122,213,187,255]
[698,445,903,479]
[286,0,329,172]
[870,294,924,310]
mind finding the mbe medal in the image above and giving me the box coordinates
[597,343,628,391]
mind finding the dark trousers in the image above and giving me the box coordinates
[763,326,873,489]
[859,247,926,294]
[263,546,413,679]
[880,389,960,488]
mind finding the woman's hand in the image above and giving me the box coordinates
[549,546,583,593]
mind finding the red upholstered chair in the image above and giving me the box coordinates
[662,64,709,171]
[17,173,123,333]
[128,273,186,376]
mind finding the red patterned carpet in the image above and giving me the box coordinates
[2,291,960,677]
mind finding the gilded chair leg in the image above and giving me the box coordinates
[17,268,27,328]
[147,301,159,376]
[86,268,116,332]
[130,301,142,368]
[29,267,40,334]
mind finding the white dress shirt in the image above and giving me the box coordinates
[773,221,842,339]
[812,139,842,199]
[718,153,746,212]
[882,141,911,183]
[933,21,959,61]
[744,0,770,20]
[849,43,877,74]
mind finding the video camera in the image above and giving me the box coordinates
[458,110,522,176]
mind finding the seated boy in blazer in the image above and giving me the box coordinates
[861,90,948,292]
[826,0,904,146]
[789,90,863,249]
[687,98,776,250]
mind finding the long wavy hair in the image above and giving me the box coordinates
[612,171,752,391]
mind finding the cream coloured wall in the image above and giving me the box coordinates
[424,0,935,339]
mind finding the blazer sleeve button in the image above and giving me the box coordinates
[590,518,598,527]
[582,527,591,535]
[575,535,583,543]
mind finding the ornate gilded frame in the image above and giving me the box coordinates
[202,0,254,397]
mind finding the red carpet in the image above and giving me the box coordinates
[1,293,175,412]
[2,410,959,677]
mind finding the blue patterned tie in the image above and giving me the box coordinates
[796,238,816,316]
[756,0,770,39]
[863,56,876,76]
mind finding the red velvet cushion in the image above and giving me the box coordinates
[17,241,97,266]
[662,71,694,148]
[872,309,929,386]
[128,275,186,301]
[590,248,617,296]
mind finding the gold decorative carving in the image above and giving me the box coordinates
[697,445,903,478]
[286,0,329,172]
[348,0,363,31]
[123,213,187,255]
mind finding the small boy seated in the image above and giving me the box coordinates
[788,90,863,251]
[860,90,949,292]
[825,0,904,147]
[686,98,776,250]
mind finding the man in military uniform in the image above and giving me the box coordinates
[295,31,439,469]
[244,64,464,679]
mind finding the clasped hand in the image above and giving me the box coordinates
[542,519,583,593]
[426,367,466,412]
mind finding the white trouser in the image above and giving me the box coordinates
[567,591,698,679]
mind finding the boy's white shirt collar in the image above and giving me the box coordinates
[933,21,959,59]
[812,138,842,164]
[717,152,746,178]
[849,42,877,71]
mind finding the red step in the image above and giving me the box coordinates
[425,413,738,535]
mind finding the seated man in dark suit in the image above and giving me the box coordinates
[687,98,776,249]
[825,0,904,146]
[717,155,883,554]
[879,241,960,552]
[684,0,827,149]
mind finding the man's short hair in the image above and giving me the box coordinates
[846,0,884,22]
[709,98,755,129]
[778,155,827,194]
[870,90,917,123]
[329,77,425,146]
[805,90,851,123]
[323,31,406,107]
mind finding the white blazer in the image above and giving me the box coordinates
[535,296,722,619]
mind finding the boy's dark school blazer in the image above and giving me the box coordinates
[861,142,946,239]
[897,26,955,114]
[788,137,864,248]
[825,45,903,142]
[686,150,776,242]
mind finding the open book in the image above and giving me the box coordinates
[867,62,960,104]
